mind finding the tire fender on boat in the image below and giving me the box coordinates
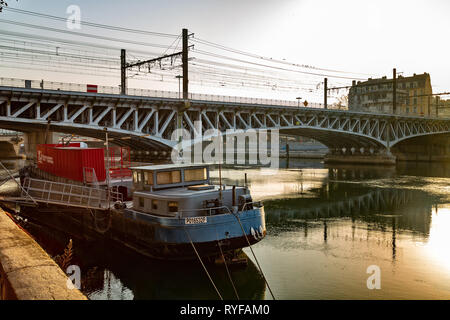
[251,227,258,241]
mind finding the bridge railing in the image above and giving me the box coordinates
[0,77,324,108]
[0,129,21,136]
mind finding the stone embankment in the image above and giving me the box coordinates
[0,208,87,300]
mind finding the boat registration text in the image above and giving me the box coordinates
[185,217,208,224]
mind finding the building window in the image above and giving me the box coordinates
[139,197,145,207]
[152,199,158,210]
[168,201,178,213]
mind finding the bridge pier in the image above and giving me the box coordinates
[324,147,396,165]
[23,131,58,160]
[0,135,23,159]
[391,134,450,162]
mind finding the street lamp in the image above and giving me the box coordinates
[296,97,302,107]
[175,75,183,99]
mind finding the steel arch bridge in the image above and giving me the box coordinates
[0,85,449,155]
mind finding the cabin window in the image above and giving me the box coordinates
[133,171,143,183]
[144,171,153,185]
[168,201,178,213]
[157,170,181,185]
[152,199,158,210]
[185,168,207,182]
[139,197,145,207]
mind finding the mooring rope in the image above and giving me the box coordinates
[184,228,223,300]
[0,161,37,205]
[89,208,112,234]
[217,239,240,300]
[232,213,276,300]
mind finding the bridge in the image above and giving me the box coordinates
[0,129,23,159]
[1,78,449,164]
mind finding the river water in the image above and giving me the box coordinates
[1,158,449,300]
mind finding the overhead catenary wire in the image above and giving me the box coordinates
[0,19,182,50]
[191,37,371,76]
[192,49,367,81]
[0,29,166,57]
[0,16,362,101]
[3,7,371,79]
[3,7,179,38]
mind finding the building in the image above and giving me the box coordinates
[432,97,450,118]
[348,73,432,116]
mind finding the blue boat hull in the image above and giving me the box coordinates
[112,207,266,260]
[17,202,266,261]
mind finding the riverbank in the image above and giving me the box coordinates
[0,208,87,300]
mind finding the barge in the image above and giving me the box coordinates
[6,144,266,261]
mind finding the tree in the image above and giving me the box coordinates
[0,1,18,12]
[332,95,348,110]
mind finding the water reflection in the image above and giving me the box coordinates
[213,161,450,299]
[1,157,450,299]
[21,219,267,300]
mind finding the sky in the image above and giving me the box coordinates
[0,0,449,103]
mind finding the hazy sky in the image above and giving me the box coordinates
[1,0,449,102]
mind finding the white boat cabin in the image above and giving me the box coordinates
[129,164,251,217]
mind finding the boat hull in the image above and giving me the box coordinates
[17,203,266,261]
[113,207,266,260]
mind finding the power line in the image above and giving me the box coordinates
[0,29,165,57]
[3,7,178,38]
[192,49,367,80]
[191,37,370,76]
[0,19,181,50]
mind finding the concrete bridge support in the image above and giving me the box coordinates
[0,139,22,159]
[392,134,450,162]
[23,131,58,160]
[324,147,396,165]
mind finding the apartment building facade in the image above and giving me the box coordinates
[348,73,432,116]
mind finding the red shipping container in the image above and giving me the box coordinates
[37,144,106,183]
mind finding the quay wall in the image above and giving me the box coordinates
[0,208,87,300]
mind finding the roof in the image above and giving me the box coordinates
[130,163,211,171]
[355,73,430,87]
[134,185,238,199]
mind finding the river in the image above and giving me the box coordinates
[1,158,449,299]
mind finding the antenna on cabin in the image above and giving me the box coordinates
[218,131,223,202]
[104,128,111,209]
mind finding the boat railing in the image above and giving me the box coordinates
[108,187,124,203]
[178,205,233,218]
[22,177,113,209]
[240,201,263,212]
[177,201,263,218]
